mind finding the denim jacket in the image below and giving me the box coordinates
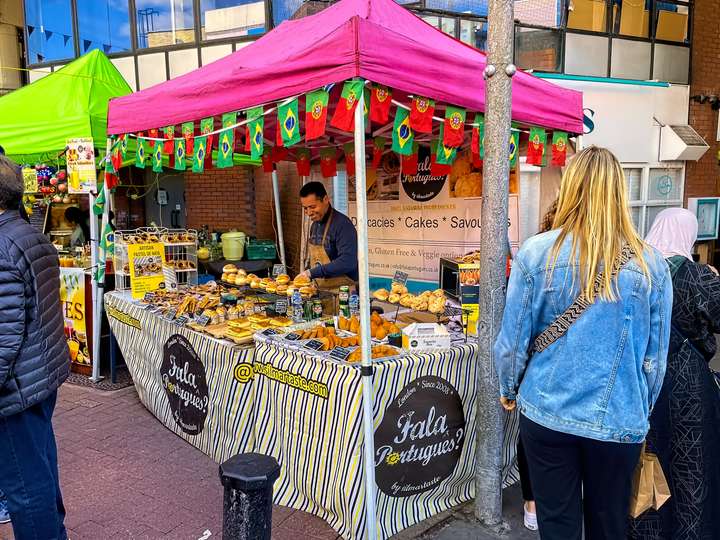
[494,230,672,443]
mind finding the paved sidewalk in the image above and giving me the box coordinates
[0,383,339,540]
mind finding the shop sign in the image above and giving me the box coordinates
[127,243,166,299]
[400,146,448,202]
[374,375,466,497]
[65,138,97,194]
[161,334,209,436]
[60,267,90,366]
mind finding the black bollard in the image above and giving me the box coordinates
[219,453,281,540]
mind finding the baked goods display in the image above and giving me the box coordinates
[347,345,399,362]
[219,271,318,299]
[373,287,447,315]
[338,313,401,340]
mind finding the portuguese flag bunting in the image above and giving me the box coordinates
[247,106,264,160]
[320,147,337,178]
[192,136,207,173]
[527,127,546,166]
[430,141,452,176]
[409,96,435,133]
[392,107,414,155]
[330,79,364,133]
[372,136,386,169]
[182,122,194,154]
[436,124,458,165]
[174,138,186,171]
[152,143,163,172]
[344,142,355,176]
[110,138,123,171]
[104,140,119,190]
[135,137,147,169]
[271,145,289,163]
[245,126,252,153]
[261,147,274,173]
[305,89,329,141]
[296,147,311,176]
[278,98,301,147]
[401,142,419,176]
[148,128,159,148]
[552,131,569,166]
[200,117,214,135]
[370,85,392,125]
[509,129,520,166]
[162,126,175,156]
[217,128,234,168]
[443,106,466,147]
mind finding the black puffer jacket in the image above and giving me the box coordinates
[0,210,69,416]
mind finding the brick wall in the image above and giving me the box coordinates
[686,0,720,200]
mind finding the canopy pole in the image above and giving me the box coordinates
[89,190,102,382]
[474,0,514,530]
[353,85,378,540]
[271,169,287,269]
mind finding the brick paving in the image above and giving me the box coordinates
[0,383,340,540]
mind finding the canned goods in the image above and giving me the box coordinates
[339,285,350,318]
[312,300,323,319]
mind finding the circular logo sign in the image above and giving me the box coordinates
[657,175,673,196]
[401,145,447,202]
[161,334,209,435]
[374,375,466,497]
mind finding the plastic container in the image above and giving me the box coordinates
[221,232,246,260]
[246,239,277,260]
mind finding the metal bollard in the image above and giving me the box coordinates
[219,453,281,540]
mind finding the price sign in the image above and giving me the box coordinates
[275,299,288,315]
[393,271,409,285]
[195,314,211,327]
[304,339,325,351]
[261,328,279,337]
[164,308,178,321]
[174,315,189,326]
[272,264,286,277]
[143,292,156,303]
[285,332,301,341]
[329,347,352,361]
[254,304,266,314]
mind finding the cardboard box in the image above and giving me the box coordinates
[656,11,687,43]
[402,323,451,351]
[568,0,608,33]
[619,0,648,37]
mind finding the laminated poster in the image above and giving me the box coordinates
[128,243,166,299]
[59,267,90,365]
[66,138,97,194]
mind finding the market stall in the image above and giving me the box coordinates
[0,49,132,378]
[104,0,583,537]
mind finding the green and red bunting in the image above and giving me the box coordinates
[152,142,163,172]
[261,147,274,173]
[401,142,419,175]
[217,128,234,168]
[552,131,568,166]
[247,106,264,160]
[320,147,337,178]
[162,126,175,156]
[93,179,106,215]
[392,107,414,155]
[182,122,194,154]
[192,136,207,173]
[344,142,355,176]
[174,138,186,171]
[104,141,119,189]
[370,85,392,124]
[148,128,159,148]
[200,117,214,163]
[527,127,546,166]
[430,141,452,176]
[509,129,520,166]
[436,124,457,165]
[305,89,329,141]
[271,145,289,163]
[135,137,147,169]
[372,136,386,169]
[330,79,364,133]
[120,134,128,160]
[409,96,435,133]
[278,98,301,147]
[296,147,311,176]
[443,106,466,147]
[110,137,123,171]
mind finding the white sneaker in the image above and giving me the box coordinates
[523,503,538,531]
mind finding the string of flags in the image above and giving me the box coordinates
[106,78,570,180]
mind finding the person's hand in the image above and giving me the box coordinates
[295,270,311,281]
[500,396,516,411]
[707,264,719,276]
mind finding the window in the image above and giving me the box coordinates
[25,0,75,64]
[514,0,564,27]
[77,0,131,56]
[271,0,307,25]
[459,19,487,50]
[201,0,266,40]
[624,165,684,236]
[515,27,563,72]
[136,0,195,49]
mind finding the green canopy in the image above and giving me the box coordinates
[0,50,132,164]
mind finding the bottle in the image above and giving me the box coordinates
[338,285,350,318]
[312,300,323,320]
[292,290,304,323]
[349,294,359,317]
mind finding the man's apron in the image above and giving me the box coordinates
[307,210,356,293]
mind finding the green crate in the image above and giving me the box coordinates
[246,240,277,260]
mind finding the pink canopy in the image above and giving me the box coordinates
[107,0,583,135]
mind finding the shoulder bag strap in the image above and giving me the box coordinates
[532,243,635,354]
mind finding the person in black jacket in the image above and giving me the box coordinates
[0,154,69,540]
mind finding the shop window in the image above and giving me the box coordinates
[424,0,488,17]
[624,167,642,202]
[201,0,266,40]
[441,17,457,37]
[514,0,564,27]
[137,52,167,89]
[654,1,688,43]
[614,0,649,38]
[565,33,608,77]
[567,0,609,33]
[610,38,650,80]
[136,0,195,49]
[272,0,310,25]
[652,43,689,84]
[460,19,487,50]
[648,168,682,203]
[25,0,75,64]
[76,0,131,56]
[624,165,684,235]
[515,26,562,73]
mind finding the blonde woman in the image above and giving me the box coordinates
[494,146,672,540]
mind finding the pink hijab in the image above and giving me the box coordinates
[644,207,698,260]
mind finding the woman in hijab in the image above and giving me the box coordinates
[629,207,720,539]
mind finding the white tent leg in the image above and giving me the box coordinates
[271,169,287,269]
[353,87,378,540]
[89,191,102,382]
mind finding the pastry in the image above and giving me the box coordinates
[223,263,238,273]
[293,274,311,287]
[391,283,408,295]
[276,274,291,285]
[373,289,389,301]
[388,293,400,304]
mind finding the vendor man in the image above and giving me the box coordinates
[296,181,358,291]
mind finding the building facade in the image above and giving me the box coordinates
[0,0,24,95]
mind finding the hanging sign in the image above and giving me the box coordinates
[460,285,479,335]
[127,243,166,299]
[272,264,286,277]
[22,167,38,193]
[393,271,409,285]
[65,138,97,194]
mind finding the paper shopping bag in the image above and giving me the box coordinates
[650,453,671,510]
[629,449,655,518]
